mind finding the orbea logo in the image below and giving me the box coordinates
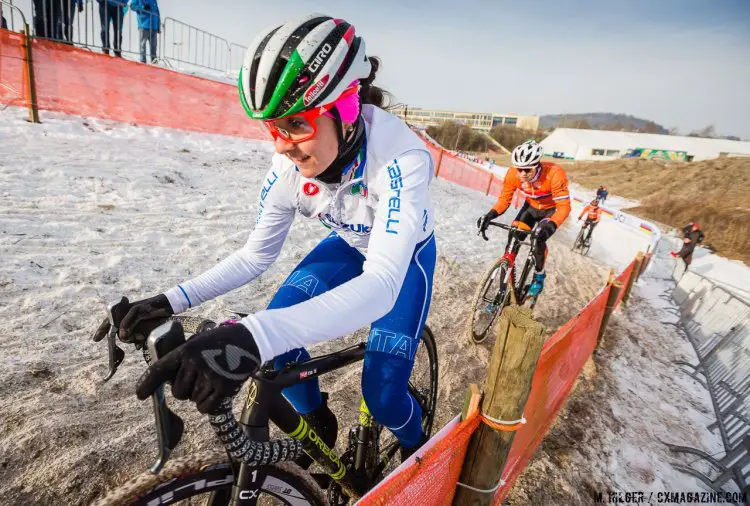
[303,182,320,196]
[303,75,330,106]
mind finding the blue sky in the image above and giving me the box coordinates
[9,0,750,137]
[157,0,750,138]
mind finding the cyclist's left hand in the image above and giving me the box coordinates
[535,219,557,242]
[136,323,261,413]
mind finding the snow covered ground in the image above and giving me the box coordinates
[0,107,737,505]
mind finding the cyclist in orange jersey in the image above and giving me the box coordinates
[477,140,571,296]
[578,199,602,242]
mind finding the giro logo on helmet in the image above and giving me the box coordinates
[303,75,330,106]
[308,43,333,73]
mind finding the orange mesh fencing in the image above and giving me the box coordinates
[487,175,504,197]
[436,151,494,193]
[492,286,610,503]
[7,36,269,140]
[357,414,482,506]
[358,285,612,505]
[0,28,27,108]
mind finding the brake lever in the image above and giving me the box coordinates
[146,320,186,474]
[103,296,128,381]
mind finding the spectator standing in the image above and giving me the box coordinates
[33,0,63,38]
[97,0,126,57]
[670,221,705,270]
[130,0,160,63]
[595,184,609,204]
[62,0,84,43]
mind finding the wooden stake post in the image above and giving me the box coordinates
[596,281,623,347]
[434,149,444,177]
[621,252,644,306]
[22,24,40,124]
[453,306,546,505]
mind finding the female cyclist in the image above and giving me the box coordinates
[93,14,436,460]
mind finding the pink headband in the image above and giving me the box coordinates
[324,81,361,123]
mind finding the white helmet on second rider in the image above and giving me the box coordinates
[511,140,544,169]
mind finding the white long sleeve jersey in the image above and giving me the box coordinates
[164,105,435,364]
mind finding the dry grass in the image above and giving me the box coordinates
[562,157,750,263]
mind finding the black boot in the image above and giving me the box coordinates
[295,393,338,470]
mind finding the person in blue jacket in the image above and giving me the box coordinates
[130,0,160,63]
[97,0,126,57]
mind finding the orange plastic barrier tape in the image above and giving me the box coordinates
[25,37,269,140]
[358,413,482,506]
[492,286,610,504]
[437,151,493,193]
[0,28,26,107]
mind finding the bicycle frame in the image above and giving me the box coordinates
[489,221,539,304]
[100,299,425,505]
[227,343,369,504]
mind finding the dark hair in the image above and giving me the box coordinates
[360,57,393,110]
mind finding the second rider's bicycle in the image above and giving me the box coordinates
[92,299,438,506]
[572,220,593,256]
[468,221,541,344]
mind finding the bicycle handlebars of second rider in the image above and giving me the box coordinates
[478,220,538,243]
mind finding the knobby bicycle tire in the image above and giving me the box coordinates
[467,257,511,344]
[92,451,326,506]
[572,228,585,252]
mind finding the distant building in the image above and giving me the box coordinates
[541,128,750,162]
[391,106,540,133]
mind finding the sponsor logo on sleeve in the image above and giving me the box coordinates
[386,161,403,235]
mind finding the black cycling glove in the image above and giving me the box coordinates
[136,323,261,414]
[477,209,500,240]
[92,294,174,344]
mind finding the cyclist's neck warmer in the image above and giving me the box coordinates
[317,114,365,184]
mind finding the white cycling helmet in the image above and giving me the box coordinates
[239,14,372,120]
[511,140,544,168]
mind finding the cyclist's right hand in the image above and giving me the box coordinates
[92,294,174,344]
[477,209,500,240]
[136,323,261,414]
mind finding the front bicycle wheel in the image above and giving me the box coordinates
[92,451,326,506]
[467,257,511,344]
[572,229,584,252]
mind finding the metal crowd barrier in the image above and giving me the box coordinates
[26,0,160,63]
[228,41,247,76]
[160,16,230,74]
[657,250,750,498]
[12,1,245,75]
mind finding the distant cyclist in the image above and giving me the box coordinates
[477,140,571,297]
[578,199,602,243]
[93,14,436,462]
